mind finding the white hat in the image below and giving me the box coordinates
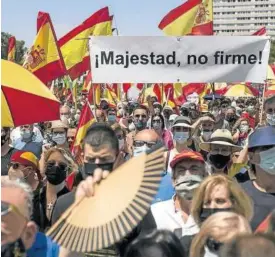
[200,129,242,153]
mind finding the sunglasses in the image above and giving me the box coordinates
[133,140,157,148]
[1,201,26,219]
[46,160,68,170]
[7,162,21,170]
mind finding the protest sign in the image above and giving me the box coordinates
[89,36,270,83]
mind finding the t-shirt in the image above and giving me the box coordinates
[1,147,17,176]
[51,191,157,256]
[241,180,275,231]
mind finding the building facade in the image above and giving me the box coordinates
[213,0,275,38]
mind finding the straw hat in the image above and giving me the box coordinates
[51,120,69,129]
[200,129,242,153]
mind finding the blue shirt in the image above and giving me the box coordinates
[152,172,175,204]
[27,232,59,257]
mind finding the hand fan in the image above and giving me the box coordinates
[47,146,165,252]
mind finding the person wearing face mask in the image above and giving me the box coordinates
[50,120,69,150]
[151,114,173,150]
[165,116,195,175]
[163,105,174,129]
[34,147,73,231]
[60,105,71,122]
[126,105,149,156]
[264,95,275,126]
[181,174,253,256]
[111,123,129,160]
[1,127,17,176]
[151,151,207,240]
[1,180,60,257]
[208,100,230,130]
[232,117,253,147]
[200,129,243,176]
[106,108,117,125]
[225,107,238,131]
[11,124,43,159]
[241,126,275,231]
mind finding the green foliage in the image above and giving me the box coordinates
[1,32,28,64]
[270,40,275,64]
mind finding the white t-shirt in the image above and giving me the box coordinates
[151,198,199,237]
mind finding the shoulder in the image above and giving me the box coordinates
[55,191,75,209]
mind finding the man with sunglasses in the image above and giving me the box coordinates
[242,126,275,231]
[126,105,149,156]
[1,179,59,257]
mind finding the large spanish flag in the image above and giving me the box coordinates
[23,12,66,84]
[7,36,16,61]
[159,0,213,36]
[71,102,96,163]
[59,7,112,80]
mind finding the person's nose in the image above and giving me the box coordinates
[209,201,218,209]
[185,169,192,176]
[95,158,100,164]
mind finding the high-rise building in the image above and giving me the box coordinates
[213,0,275,38]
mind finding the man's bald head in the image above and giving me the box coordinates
[134,129,160,142]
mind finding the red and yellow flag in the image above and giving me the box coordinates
[71,102,95,163]
[23,12,66,84]
[7,36,16,61]
[159,0,213,36]
[58,7,113,80]
[87,84,101,105]
[82,71,92,92]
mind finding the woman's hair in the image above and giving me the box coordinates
[191,174,253,225]
[232,117,249,132]
[44,147,78,174]
[190,212,252,257]
[124,230,186,257]
[151,114,165,130]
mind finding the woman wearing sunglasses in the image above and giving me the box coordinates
[33,147,76,231]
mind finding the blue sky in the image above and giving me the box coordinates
[2,0,183,47]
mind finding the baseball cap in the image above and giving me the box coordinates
[170,150,204,169]
[248,126,275,149]
[11,151,39,170]
[172,116,192,128]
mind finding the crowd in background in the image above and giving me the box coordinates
[1,92,275,257]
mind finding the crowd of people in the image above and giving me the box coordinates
[1,92,275,257]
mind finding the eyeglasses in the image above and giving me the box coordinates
[8,162,20,170]
[1,201,26,219]
[46,160,68,170]
[133,140,157,148]
[53,131,65,136]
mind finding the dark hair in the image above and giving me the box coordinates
[264,95,275,109]
[84,123,119,153]
[124,230,186,257]
[221,98,232,106]
[219,233,275,257]
[133,105,149,115]
[151,114,165,130]
[208,100,221,110]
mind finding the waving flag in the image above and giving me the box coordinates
[159,0,213,36]
[252,27,267,36]
[82,71,92,92]
[7,36,16,61]
[87,84,101,105]
[59,7,113,80]
[71,102,95,164]
[23,12,66,84]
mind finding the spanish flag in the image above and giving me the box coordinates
[252,27,266,36]
[71,102,95,164]
[158,0,213,36]
[23,12,66,84]
[87,84,101,105]
[7,36,16,61]
[82,71,92,92]
[58,7,113,80]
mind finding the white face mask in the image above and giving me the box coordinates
[60,114,69,121]
[173,131,189,144]
[133,145,150,157]
[211,110,219,119]
[129,122,136,131]
[20,129,32,139]
[152,123,161,130]
[202,131,212,141]
[118,139,124,149]
[74,114,80,121]
[259,147,275,175]
[52,133,66,145]
[266,113,275,126]
[239,124,249,133]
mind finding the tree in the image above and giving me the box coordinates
[1,32,28,64]
[269,40,275,64]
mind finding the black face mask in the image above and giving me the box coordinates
[83,162,114,178]
[45,164,67,185]
[200,208,233,223]
[1,135,8,146]
[1,237,26,257]
[225,116,236,123]
[209,154,231,170]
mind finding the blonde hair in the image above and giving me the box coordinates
[44,147,78,174]
[191,174,253,225]
[190,212,252,257]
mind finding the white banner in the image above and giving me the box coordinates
[89,36,270,83]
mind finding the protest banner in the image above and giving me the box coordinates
[89,36,270,83]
